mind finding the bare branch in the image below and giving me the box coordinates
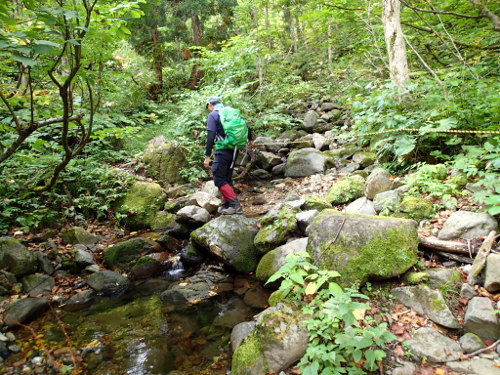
[0,89,22,130]
[399,0,482,19]
[403,34,449,100]
[466,0,500,31]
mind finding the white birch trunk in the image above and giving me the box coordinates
[382,0,410,86]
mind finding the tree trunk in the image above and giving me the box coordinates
[150,25,163,99]
[187,12,203,90]
[284,7,296,52]
[382,0,410,86]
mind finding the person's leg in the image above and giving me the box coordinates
[213,153,242,215]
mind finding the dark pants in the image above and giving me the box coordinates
[211,152,234,188]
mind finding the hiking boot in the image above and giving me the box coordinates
[217,200,230,213]
[219,198,243,215]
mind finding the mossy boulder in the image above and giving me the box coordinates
[306,210,418,287]
[191,216,259,272]
[394,197,434,222]
[116,181,167,230]
[391,285,459,328]
[325,175,365,205]
[151,212,176,231]
[103,237,158,272]
[0,237,37,277]
[129,255,162,280]
[254,206,299,253]
[231,303,308,375]
[143,136,188,184]
[61,227,100,245]
[255,238,308,283]
[303,195,332,211]
[22,273,55,296]
[284,148,326,177]
[352,151,377,167]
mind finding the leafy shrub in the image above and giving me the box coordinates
[267,252,396,374]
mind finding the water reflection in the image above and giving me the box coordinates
[18,276,260,375]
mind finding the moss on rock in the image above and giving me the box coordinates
[306,210,418,287]
[116,181,167,230]
[394,197,434,222]
[325,175,365,204]
[303,195,332,211]
[254,207,299,253]
[103,237,157,272]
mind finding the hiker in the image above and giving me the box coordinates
[204,96,246,215]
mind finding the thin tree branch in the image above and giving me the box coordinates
[399,0,482,19]
[0,89,22,130]
[403,34,449,100]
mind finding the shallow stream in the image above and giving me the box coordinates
[11,275,261,374]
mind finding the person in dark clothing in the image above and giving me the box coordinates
[204,96,243,215]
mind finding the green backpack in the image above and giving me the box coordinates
[215,106,249,150]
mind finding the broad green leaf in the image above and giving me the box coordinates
[305,282,318,295]
[393,136,415,156]
[11,55,37,66]
[34,40,61,47]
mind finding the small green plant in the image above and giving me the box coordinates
[267,252,396,375]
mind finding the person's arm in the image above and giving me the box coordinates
[204,130,216,168]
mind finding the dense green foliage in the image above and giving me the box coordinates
[1,0,499,233]
[267,252,396,374]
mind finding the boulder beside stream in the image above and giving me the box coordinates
[191,216,259,272]
[306,211,418,287]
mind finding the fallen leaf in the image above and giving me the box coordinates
[393,345,405,356]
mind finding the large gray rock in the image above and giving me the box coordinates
[143,136,188,184]
[464,297,500,341]
[425,268,461,289]
[231,321,256,353]
[61,227,100,245]
[0,270,17,296]
[459,332,485,354]
[201,181,221,198]
[373,189,402,213]
[447,358,500,375]
[22,273,55,297]
[306,210,418,287]
[191,216,259,272]
[255,238,309,283]
[343,197,376,215]
[438,210,498,240]
[176,205,211,226]
[408,327,462,362]
[365,168,393,200]
[74,248,95,266]
[0,237,37,277]
[185,192,221,213]
[160,269,233,308]
[391,285,459,328]
[285,148,326,177]
[253,136,284,153]
[296,209,319,234]
[4,297,50,328]
[86,270,130,296]
[257,151,282,170]
[302,110,319,132]
[103,237,158,272]
[231,303,308,375]
[485,253,500,292]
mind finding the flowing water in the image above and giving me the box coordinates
[10,268,261,375]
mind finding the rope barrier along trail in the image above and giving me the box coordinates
[250,127,500,147]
